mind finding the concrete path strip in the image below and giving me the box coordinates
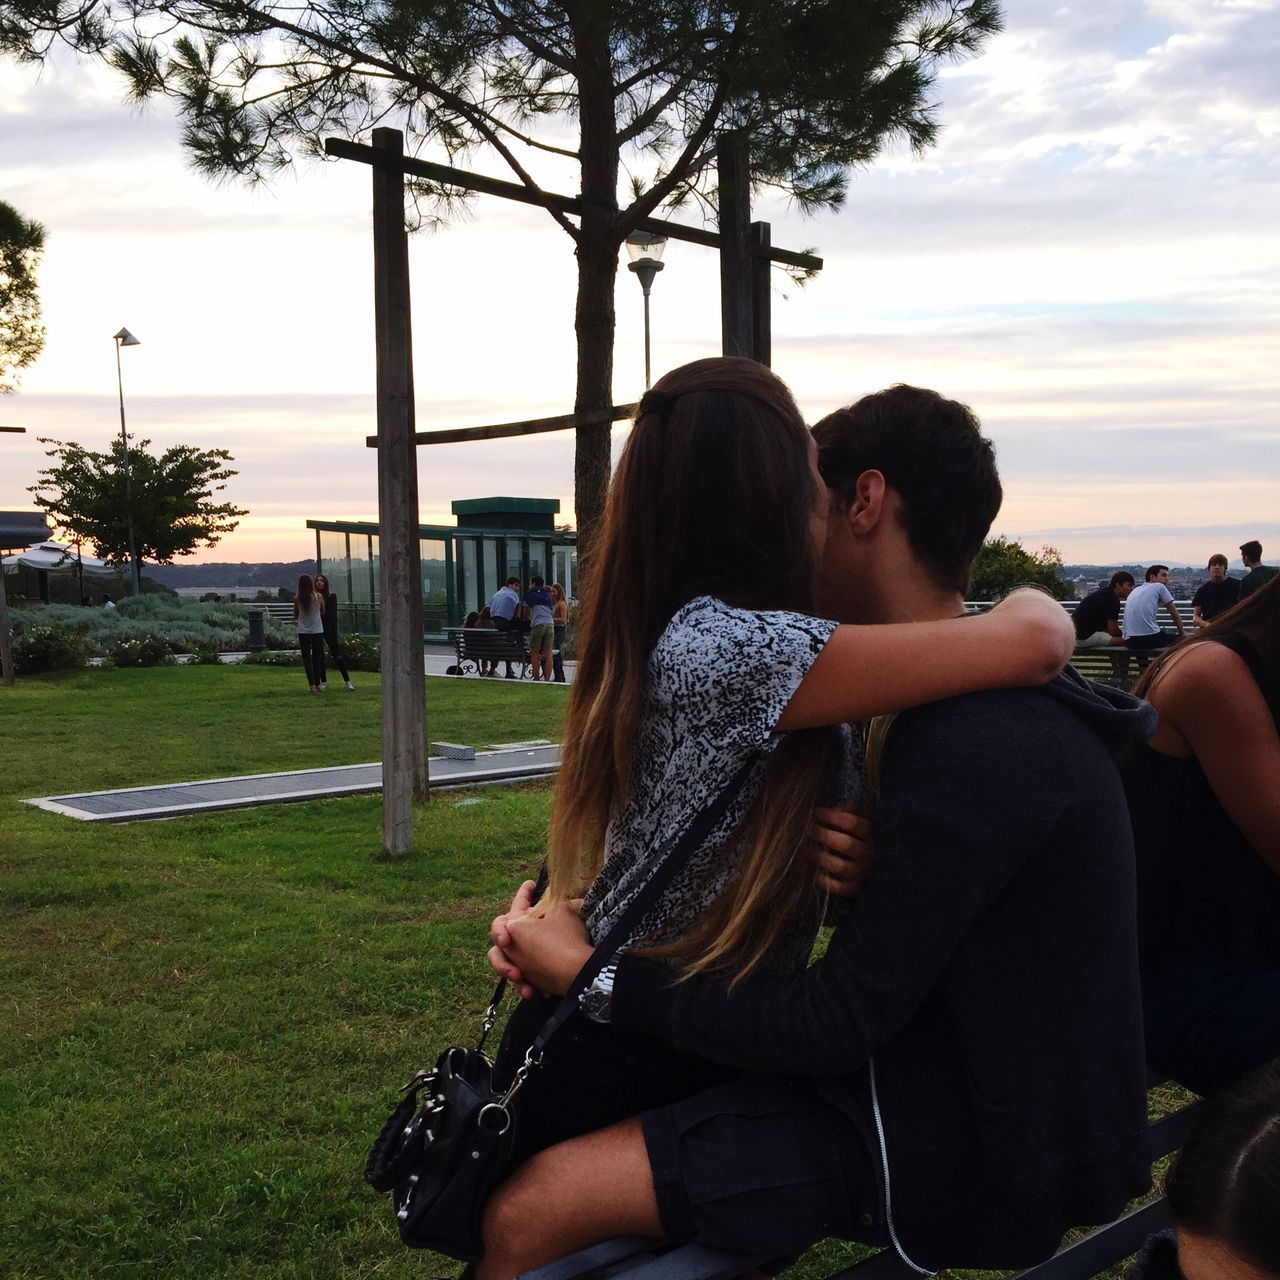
[25,745,561,823]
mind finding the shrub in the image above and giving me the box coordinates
[11,624,91,673]
[189,645,223,666]
[341,634,380,672]
[244,649,303,667]
[105,633,175,668]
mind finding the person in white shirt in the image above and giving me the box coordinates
[1122,565,1187,655]
[489,577,524,679]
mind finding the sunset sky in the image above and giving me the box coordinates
[3,0,1277,568]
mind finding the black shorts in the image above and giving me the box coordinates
[641,1074,882,1259]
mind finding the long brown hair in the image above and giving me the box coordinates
[546,356,840,981]
[1135,571,1280,701]
[295,574,316,614]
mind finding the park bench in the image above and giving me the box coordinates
[521,1086,1200,1280]
[446,626,531,679]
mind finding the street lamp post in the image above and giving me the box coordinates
[113,327,142,596]
[624,232,667,389]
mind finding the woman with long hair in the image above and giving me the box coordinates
[1124,574,1280,1097]
[479,360,1071,1205]
[313,573,354,690]
[292,573,326,694]
[550,582,569,683]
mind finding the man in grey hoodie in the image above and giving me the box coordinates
[486,386,1157,1279]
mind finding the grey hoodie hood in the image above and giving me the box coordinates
[1039,664,1157,750]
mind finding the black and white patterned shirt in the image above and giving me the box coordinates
[581,596,857,948]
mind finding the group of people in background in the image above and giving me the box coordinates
[463,574,570,682]
[292,572,354,694]
[1074,539,1277,656]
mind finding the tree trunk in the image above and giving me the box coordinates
[571,8,620,589]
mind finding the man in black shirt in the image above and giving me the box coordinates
[1192,554,1240,628]
[485,387,1155,1280]
[1075,571,1135,646]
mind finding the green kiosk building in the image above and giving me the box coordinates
[307,497,576,640]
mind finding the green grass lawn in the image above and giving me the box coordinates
[1,667,565,1278]
[0,667,1178,1279]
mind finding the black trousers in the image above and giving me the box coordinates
[299,633,326,687]
[323,630,350,682]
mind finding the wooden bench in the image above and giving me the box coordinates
[446,627,531,679]
[521,1089,1200,1280]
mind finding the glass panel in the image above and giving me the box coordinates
[527,540,549,585]
[348,532,375,633]
[553,546,575,602]
[505,540,524,591]
[482,539,499,607]
[317,529,345,582]
[421,538,448,632]
[458,538,479,619]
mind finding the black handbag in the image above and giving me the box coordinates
[364,756,757,1259]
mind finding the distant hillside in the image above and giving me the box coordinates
[144,561,314,590]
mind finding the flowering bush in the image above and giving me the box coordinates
[340,634,380,672]
[11,624,92,673]
[104,633,175,668]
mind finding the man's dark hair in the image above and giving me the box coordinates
[1110,571,1136,590]
[1241,540,1263,563]
[1145,565,1168,582]
[813,385,1002,594]
[506,576,521,586]
[530,575,544,587]
[1208,554,1229,570]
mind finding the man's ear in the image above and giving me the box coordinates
[847,470,888,535]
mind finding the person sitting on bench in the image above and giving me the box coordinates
[485,387,1156,1280]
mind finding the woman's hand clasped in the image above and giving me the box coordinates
[488,881,593,998]
[811,803,873,898]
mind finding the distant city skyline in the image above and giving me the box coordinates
[3,0,1277,566]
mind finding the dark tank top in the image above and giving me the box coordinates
[1122,633,1280,967]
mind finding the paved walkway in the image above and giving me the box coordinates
[25,745,561,823]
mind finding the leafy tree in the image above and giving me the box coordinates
[0,200,46,392]
[968,536,1072,602]
[3,0,1001,559]
[30,436,248,575]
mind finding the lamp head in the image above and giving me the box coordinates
[113,327,141,347]
[624,231,667,264]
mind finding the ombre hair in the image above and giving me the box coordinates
[545,356,840,981]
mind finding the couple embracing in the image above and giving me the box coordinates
[475,359,1154,1278]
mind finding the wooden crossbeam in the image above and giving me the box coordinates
[365,404,638,448]
[0,426,26,432]
[323,138,823,274]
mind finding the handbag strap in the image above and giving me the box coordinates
[509,751,760,1079]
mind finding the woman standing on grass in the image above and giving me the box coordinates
[293,574,326,694]
[551,582,569,683]
[313,573,354,691]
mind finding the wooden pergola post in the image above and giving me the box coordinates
[717,133,753,358]
[1,425,25,688]
[371,127,428,857]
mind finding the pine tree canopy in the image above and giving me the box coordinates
[0,200,47,393]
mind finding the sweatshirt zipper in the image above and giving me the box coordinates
[869,1055,936,1277]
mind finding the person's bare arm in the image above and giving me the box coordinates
[1165,600,1187,636]
[1153,645,1280,870]
[777,589,1073,730]
[1193,606,1208,630]
[1107,618,1123,641]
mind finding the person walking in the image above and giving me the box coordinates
[293,573,326,694]
[313,573,354,690]
[551,582,569,683]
